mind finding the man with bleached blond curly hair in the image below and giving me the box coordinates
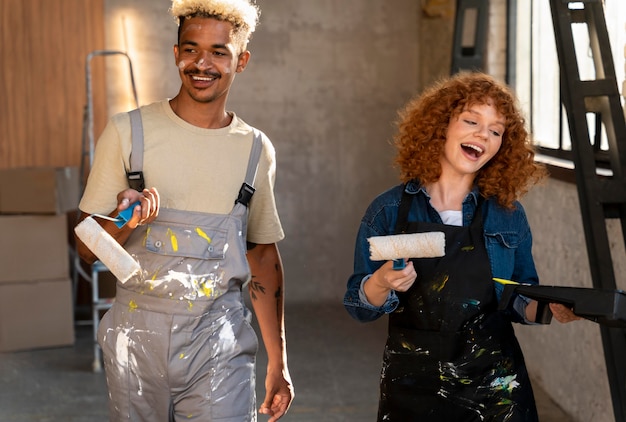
[75,0,294,420]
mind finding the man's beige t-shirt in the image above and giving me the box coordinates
[79,100,284,245]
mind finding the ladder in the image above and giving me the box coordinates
[549,0,626,420]
[74,50,139,372]
[450,0,490,74]
[79,50,139,192]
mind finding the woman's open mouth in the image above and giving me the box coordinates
[461,143,484,159]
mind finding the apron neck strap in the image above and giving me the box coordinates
[394,186,414,234]
[470,194,485,230]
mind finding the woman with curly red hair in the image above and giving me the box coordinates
[344,72,579,421]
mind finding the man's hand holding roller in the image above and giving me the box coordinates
[76,187,160,264]
[116,187,160,229]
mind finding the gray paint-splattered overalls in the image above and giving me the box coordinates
[97,112,262,421]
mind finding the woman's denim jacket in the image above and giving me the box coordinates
[344,181,538,324]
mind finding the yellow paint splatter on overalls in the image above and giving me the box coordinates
[128,300,138,312]
[195,227,212,244]
[142,227,151,247]
[167,228,178,252]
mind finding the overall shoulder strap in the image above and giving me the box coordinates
[127,108,145,191]
[235,130,263,207]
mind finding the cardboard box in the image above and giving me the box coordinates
[0,166,80,214]
[0,214,69,282]
[0,277,75,352]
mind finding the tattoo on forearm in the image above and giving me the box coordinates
[249,276,265,300]
[275,286,282,319]
[248,260,282,311]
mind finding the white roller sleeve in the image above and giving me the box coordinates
[368,232,445,261]
[74,216,141,283]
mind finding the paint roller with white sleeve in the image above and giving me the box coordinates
[74,216,141,283]
[368,232,446,267]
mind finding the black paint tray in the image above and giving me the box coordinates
[499,284,626,328]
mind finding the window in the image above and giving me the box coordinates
[511,0,626,169]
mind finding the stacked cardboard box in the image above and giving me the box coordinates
[0,167,78,352]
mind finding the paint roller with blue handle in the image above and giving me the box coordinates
[368,232,446,269]
[74,201,142,283]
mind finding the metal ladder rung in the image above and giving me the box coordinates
[577,79,622,97]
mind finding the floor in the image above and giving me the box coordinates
[0,302,573,421]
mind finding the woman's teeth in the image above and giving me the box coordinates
[461,143,484,157]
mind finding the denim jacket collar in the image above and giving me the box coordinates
[404,179,480,206]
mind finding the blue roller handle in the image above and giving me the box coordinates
[392,259,406,270]
[114,201,141,228]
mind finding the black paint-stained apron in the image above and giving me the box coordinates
[378,193,538,422]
